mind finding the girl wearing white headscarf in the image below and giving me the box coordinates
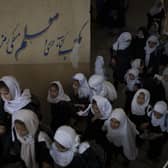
[50,125,102,168]
[142,101,168,159]
[94,56,105,78]
[111,32,132,85]
[144,35,160,75]
[72,73,90,99]
[0,76,32,115]
[131,89,151,130]
[88,74,117,102]
[13,109,52,168]
[103,108,138,160]
[124,68,142,114]
[131,59,145,77]
[47,81,70,104]
[47,81,72,132]
[81,95,112,153]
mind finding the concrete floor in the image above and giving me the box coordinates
[91,22,168,168]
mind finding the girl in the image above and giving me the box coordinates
[13,109,53,168]
[50,125,103,168]
[110,32,132,85]
[124,68,142,114]
[47,81,72,133]
[88,74,117,102]
[141,101,168,159]
[94,56,105,78]
[131,58,145,78]
[0,76,40,116]
[103,108,138,161]
[132,27,148,59]
[143,35,160,76]
[80,95,112,153]
[72,73,90,111]
[131,89,151,131]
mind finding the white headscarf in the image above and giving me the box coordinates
[131,59,141,70]
[149,0,164,16]
[94,56,105,78]
[50,126,80,167]
[113,32,132,51]
[0,76,31,114]
[47,81,71,103]
[73,73,90,98]
[91,95,112,120]
[149,101,168,132]
[13,109,51,168]
[103,108,138,160]
[144,35,159,67]
[131,89,151,116]
[88,75,117,101]
[88,74,106,97]
[124,68,140,91]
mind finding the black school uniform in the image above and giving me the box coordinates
[50,101,73,133]
[111,47,132,84]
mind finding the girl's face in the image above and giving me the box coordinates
[55,140,69,152]
[148,41,157,49]
[154,111,163,119]
[110,118,120,129]
[15,121,29,137]
[129,73,135,80]
[72,80,80,89]
[92,101,101,116]
[0,87,12,101]
[49,86,59,98]
[136,92,145,105]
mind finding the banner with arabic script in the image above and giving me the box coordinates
[0,0,90,64]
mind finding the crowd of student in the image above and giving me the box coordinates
[0,0,168,168]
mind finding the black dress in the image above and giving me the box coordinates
[111,46,132,84]
[147,121,167,159]
[50,101,73,133]
[65,147,103,168]
[143,77,166,106]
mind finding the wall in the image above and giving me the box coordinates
[0,0,91,122]
[126,0,155,30]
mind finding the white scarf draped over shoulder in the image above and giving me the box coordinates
[148,101,168,132]
[91,95,112,120]
[13,109,52,168]
[73,73,90,98]
[0,76,31,114]
[131,89,151,116]
[103,108,138,160]
[94,56,105,78]
[113,32,132,51]
[144,35,159,67]
[47,81,71,103]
